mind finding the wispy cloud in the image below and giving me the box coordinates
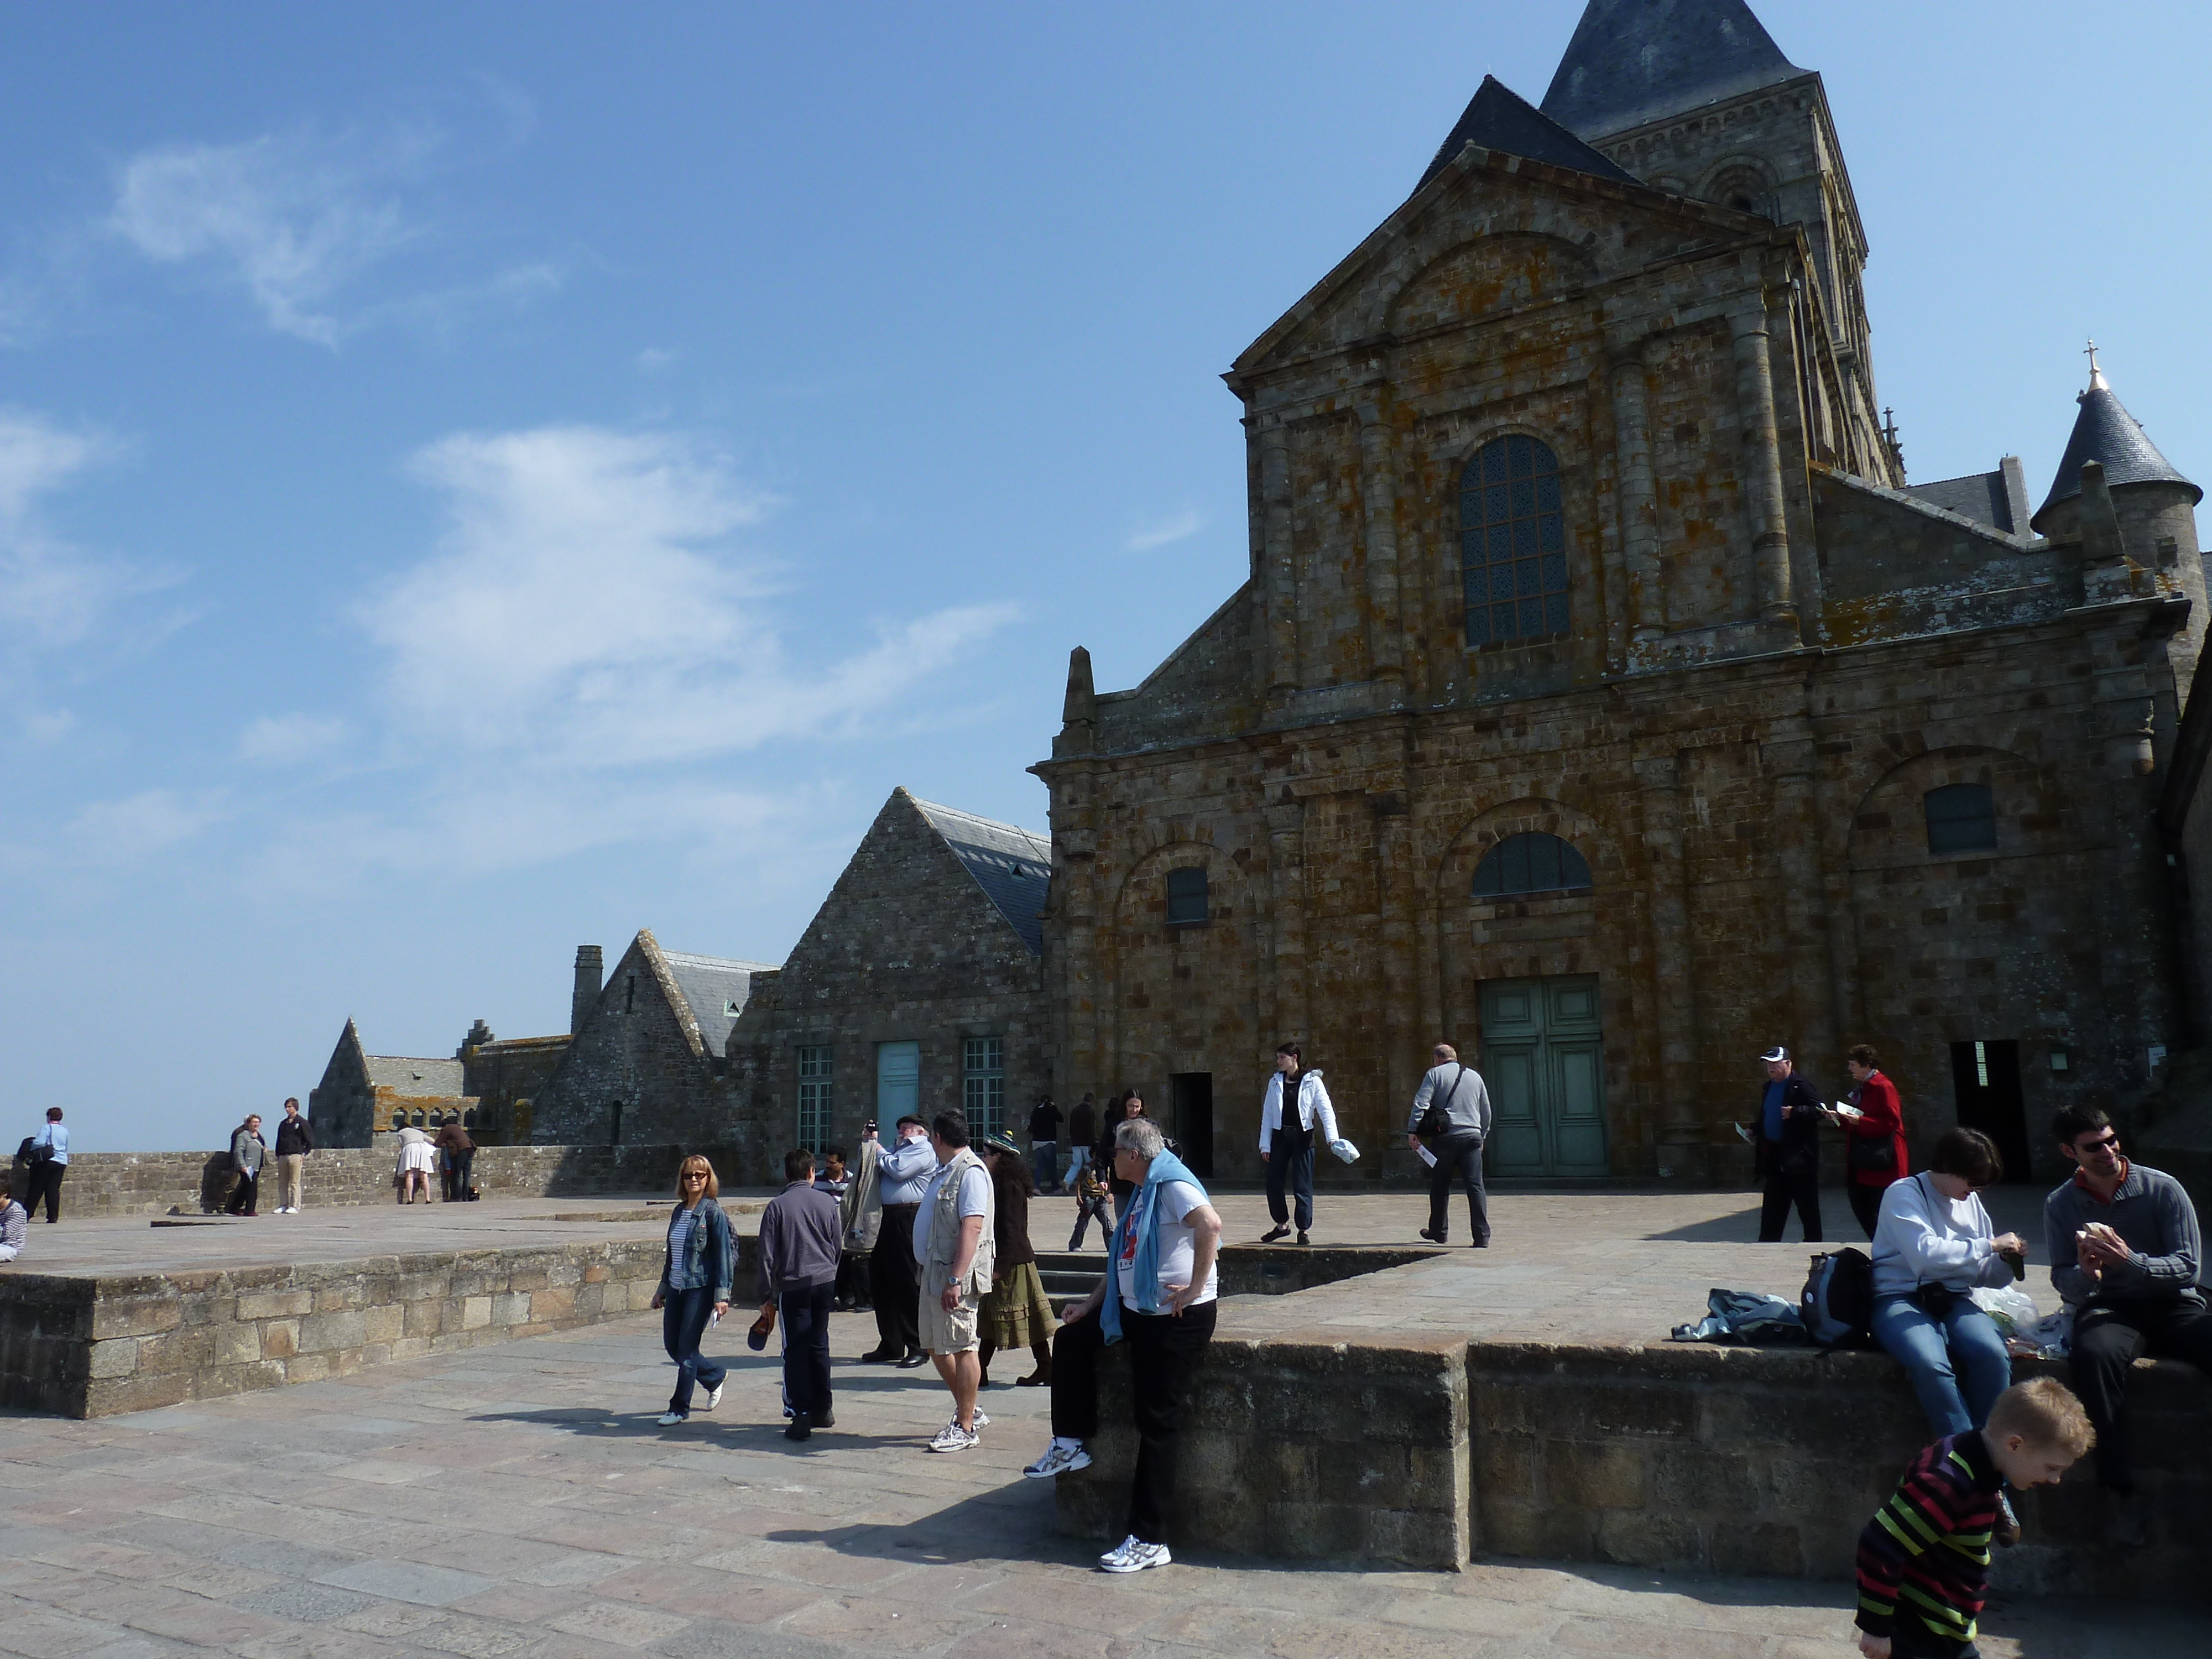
[238,712,349,765]
[0,410,164,663]
[361,424,1015,769]
[108,119,554,346]
[66,787,227,864]
[1126,508,1203,552]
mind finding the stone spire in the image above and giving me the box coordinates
[1540,0,1804,140]
[2031,356,2201,533]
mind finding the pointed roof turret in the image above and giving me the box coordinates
[2032,348,2201,532]
[1415,75,1640,195]
[1540,0,1806,140]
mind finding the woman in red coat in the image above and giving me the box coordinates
[1828,1042,1909,1238]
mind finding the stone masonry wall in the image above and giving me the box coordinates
[532,933,727,1150]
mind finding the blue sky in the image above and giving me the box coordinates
[5,2,2208,1151]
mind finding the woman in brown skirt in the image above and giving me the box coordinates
[978,1130,1058,1387]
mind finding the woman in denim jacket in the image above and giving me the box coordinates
[651,1154,737,1425]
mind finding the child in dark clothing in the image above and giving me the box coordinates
[1854,1376,2093,1658]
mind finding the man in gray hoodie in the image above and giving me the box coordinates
[757,1148,844,1441]
[1406,1044,1493,1247]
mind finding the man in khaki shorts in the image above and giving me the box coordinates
[915,1108,995,1453]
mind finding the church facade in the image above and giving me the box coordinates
[1033,0,2205,1187]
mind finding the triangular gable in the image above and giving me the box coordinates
[910,795,1052,957]
[1415,76,1637,195]
[1541,0,1806,140]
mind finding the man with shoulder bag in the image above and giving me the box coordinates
[1406,1044,1493,1247]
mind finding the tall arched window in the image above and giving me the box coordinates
[1460,435,1568,647]
[1473,832,1592,899]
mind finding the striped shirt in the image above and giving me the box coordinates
[1856,1430,2000,1653]
[665,1207,702,1291]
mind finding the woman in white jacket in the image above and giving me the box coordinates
[1870,1126,2028,1437]
[1259,1043,1338,1245]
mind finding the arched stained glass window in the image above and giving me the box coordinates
[1473,832,1592,899]
[1460,435,1569,646]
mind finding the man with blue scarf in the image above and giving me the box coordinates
[1022,1117,1222,1574]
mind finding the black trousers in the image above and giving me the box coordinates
[441,1150,474,1202]
[1757,1168,1822,1242]
[780,1281,835,1420]
[1265,1126,1314,1230]
[1050,1299,1217,1546]
[1847,1181,1886,1241]
[2071,1298,2212,1490]
[1427,1132,1490,1244]
[23,1161,62,1223]
[225,1170,259,1215]
[834,1251,871,1308]
[871,1204,920,1355]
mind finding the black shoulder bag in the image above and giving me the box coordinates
[1417,1065,1467,1142]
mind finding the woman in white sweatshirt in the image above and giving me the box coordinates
[1869,1126,2028,1437]
[1259,1043,1339,1245]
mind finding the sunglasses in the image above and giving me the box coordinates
[2077,1134,2120,1153]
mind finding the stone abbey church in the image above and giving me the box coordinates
[1033,0,2207,1187]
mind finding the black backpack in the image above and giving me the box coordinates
[1801,1247,1876,1347]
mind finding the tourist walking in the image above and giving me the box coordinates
[864,1115,935,1368]
[1870,1126,2025,1548]
[1854,1379,2093,1657]
[1028,1094,1063,1193]
[1259,1044,1339,1245]
[395,1123,436,1203]
[0,1176,27,1262]
[1750,1045,1823,1242]
[225,1114,268,1217]
[917,1109,994,1452]
[1068,1156,1112,1250]
[1099,1091,1150,1223]
[837,1133,879,1312]
[1063,1092,1095,1190]
[651,1154,734,1426]
[436,1118,474,1203]
[20,1107,67,1223]
[1825,1044,1907,1239]
[2043,1104,2212,1534]
[273,1098,314,1213]
[978,1130,1058,1387]
[1024,1117,1222,1574]
[754,1148,842,1440]
[1406,1043,1493,1246]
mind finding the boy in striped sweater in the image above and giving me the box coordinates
[1855,1377,2094,1657]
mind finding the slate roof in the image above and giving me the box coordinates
[1540,0,1806,140]
[1417,75,1639,195]
[2034,382,2201,528]
[363,1056,467,1098]
[1908,471,2016,535]
[912,797,1052,958]
[659,951,779,1056]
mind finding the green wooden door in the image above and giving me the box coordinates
[1479,975,1609,1177]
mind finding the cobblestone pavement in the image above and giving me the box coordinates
[0,1303,2189,1659]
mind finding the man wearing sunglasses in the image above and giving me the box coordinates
[2043,1104,2210,1524]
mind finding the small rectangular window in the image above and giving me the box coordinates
[797,1045,833,1151]
[963,1036,1004,1141]
[1165,867,1209,926]
[1925,784,1997,856]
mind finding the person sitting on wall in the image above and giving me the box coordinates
[0,1175,26,1263]
[2043,1104,2211,1538]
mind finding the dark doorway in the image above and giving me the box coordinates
[1170,1073,1214,1177]
[1949,1040,2030,1182]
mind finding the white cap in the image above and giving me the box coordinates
[1757,1046,1789,1064]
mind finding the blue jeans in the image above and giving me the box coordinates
[1872,1291,2010,1436]
[661,1285,727,1415]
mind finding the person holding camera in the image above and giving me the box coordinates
[1871,1127,2026,1443]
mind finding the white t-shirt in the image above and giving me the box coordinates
[1115,1180,1218,1308]
[912,1161,992,1263]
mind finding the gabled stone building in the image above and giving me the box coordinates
[530,930,775,1149]
[726,787,1051,1161]
[308,1020,478,1147]
[1034,0,2203,1186]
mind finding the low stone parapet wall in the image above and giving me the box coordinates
[22,1143,743,1218]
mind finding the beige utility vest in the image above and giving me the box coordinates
[924,1147,996,1296]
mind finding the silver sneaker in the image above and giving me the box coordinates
[971,1407,989,1430]
[1098,1535,1171,1573]
[928,1419,979,1454]
[702,1383,724,1412]
[1023,1442,1093,1479]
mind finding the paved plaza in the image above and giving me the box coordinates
[0,1186,2192,1658]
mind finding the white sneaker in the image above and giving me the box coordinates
[702,1383,723,1412]
[971,1407,989,1430]
[656,1411,687,1427]
[1098,1535,1171,1573]
[1023,1441,1093,1479]
[928,1419,979,1453]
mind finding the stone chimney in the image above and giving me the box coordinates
[572,945,604,1034]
